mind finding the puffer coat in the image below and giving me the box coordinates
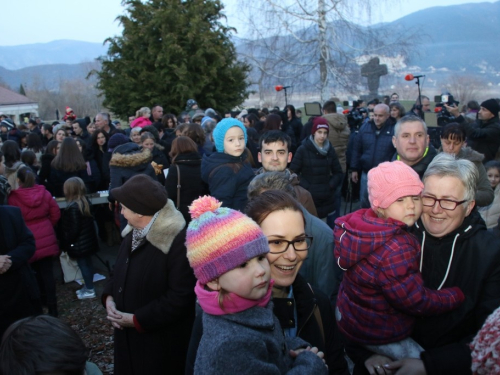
[60,200,99,258]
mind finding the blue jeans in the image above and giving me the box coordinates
[76,255,95,290]
[360,171,370,209]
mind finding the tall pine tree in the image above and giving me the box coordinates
[96,0,250,117]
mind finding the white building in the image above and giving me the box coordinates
[0,86,38,123]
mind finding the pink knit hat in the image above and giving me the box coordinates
[185,196,269,284]
[367,161,423,210]
[471,306,500,374]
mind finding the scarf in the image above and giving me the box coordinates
[131,211,160,251]
[309,135,330,156]
[195,279,274,315]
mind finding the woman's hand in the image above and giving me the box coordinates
[106,296,124,329]
[385,358,426,375]
[365,354,394,375]
[0,255,12,274]
[107,311,135,329]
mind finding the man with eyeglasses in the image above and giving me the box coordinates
[354,153,500,375]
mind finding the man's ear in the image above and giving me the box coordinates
[287,152,292,163]
[258,152,262,163]
[206,279,221,291]
[392,135,397,148]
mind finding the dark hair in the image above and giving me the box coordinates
[162,114,177,129]
[45,140,60,156]
[17,166,36,188]
[484,160,500,173]
[245,113,259,127]
[170,136,198,163]
[389,102,406,119]
[21,150,37,166]
[91,129,109,149]
[51,138,86,172]
[263,114,282,132]
[74,137,92,161]
[26,133,43,153]
[1,140,21,167]
[285,105,297,119]
[440,122,466,142]
[182,123,205,146]
[140,131,156,143]
[245,189,304,226]
[42,123,53,134]
[322,100,337,113]
[140,125,160,142]
[0,315,88,375]
[467,100,480,111]
[391,92,399,97]
[259,130,291,150]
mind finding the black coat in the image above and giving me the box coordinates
[201,151,254,211]
[47,167,93,197]
[0,206,40,337]
[60,201,99,258]
[165,152,206,223]
[289,137,343,218]
[102,201,196,375]
[38,153,54,190]
[185,274,349,375]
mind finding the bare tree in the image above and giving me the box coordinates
[237,0,419,102]
[445,73,487,106]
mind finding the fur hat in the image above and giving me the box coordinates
[213,118,247,153]
[185,196,269,284]
[111,174,167,216]
[480,99,500,118]
[368,161,423,211]
[471,306,500,374]
[312,116,329,135]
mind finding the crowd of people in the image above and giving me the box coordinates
[1,95,500,374]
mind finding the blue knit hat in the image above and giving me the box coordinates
[213,118,247,153]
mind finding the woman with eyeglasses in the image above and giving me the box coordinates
[353,153,500,375]
[185,189,347,375]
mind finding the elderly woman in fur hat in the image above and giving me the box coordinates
[102,174,196,375]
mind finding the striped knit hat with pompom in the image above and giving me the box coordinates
[471,306,500,374]
[185,196,269,284]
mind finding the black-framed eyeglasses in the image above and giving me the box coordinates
[267,236,313,254]
[421,195,468,211]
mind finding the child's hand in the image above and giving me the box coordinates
[289,346,325,363]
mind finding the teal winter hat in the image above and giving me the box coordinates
[213,118,247,152]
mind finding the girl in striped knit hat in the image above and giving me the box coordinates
[185,195,327,375]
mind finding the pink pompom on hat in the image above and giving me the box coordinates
[367,160,424,211]
[185,196,269,284]
[471,306,500,374]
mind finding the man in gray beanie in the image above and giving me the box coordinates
[447,98,500,162]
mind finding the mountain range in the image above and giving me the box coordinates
[1,1,499,91]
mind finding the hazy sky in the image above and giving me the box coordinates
[0,0,493,46]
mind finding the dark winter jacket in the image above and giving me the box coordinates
[165,152,205,223]
[60,200,99,258]
[0,206,39,337]
[201,151,254,211]
[47,167,92,198]
[195,301,328,375]
[350,119,396,173]
[334,209,464,345]
[108,143,156,202]
[101,200,196,375]
[150,144,170,184]
[8,185,60,263]
[392,145,437,179]
[39,153,55,189]
[161,129,176,163]
[457,115,500,162]
[93,147,111,191]
[288,117,303,144]
[324,113,350,173]
[289,137,343,218]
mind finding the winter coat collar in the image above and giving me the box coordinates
[109,145,152,168]
[121,199,185,254]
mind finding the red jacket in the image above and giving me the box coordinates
[334,209,464,345]
[8,185,60,263]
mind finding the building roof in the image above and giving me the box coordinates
[0,86,36,105]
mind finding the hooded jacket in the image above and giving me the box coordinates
[334,209,464,345]
[101,200,196,375]
[408,211,500,374]
[201,151,254,211]
[289,137,343,218]
[8,185,60,263]
[324,113,350,173]
[108,143,157,202]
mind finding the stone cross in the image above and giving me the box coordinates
[361,57,388,97]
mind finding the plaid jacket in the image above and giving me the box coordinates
[334,209,464,345]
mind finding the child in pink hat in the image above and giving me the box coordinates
[334,160,465,362]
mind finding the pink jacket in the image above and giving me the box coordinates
[130,117,152,129]
[8,185,61,262]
